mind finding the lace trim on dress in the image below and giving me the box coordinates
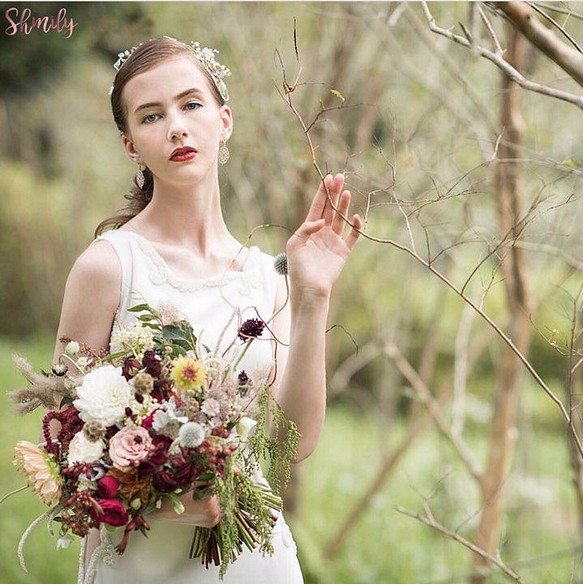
[80,528,116,584]
[123,231,263,295]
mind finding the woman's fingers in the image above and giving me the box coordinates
[344,214,363,251]
[306,174,343,222]
[331,190,351,234]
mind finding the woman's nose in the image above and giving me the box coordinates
[167,114,188,141]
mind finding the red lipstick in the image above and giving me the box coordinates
[169,146,197,162]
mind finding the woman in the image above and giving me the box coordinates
[54,37,361,583]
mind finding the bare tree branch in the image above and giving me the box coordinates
[494,1,583,83]
[526,1,583,53]
[396,503,527,583]
[383,340,483,483]
[421,1,583,109]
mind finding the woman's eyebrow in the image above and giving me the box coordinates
[133,88,204,114]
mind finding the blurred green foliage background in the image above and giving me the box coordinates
[1,2,583,582]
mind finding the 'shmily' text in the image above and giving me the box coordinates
[4,7,77,39]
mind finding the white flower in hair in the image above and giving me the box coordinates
[111,38,231,102]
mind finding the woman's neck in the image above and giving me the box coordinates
[123,177,239,257]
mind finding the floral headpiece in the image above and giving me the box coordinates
[112,38,231,102]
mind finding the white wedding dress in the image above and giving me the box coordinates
[82,230,303,584]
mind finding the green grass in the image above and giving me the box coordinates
[0,337,579,583]
[0,337,79,584]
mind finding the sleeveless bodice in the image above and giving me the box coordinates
[98,230,277,384]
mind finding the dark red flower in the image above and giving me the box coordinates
[98,475,121,499]
[95,498,129,527]
[141,409,159,430]
[152,455,196,492]
[122,358,141,380]
[238,318,265,342]
[142,350,163,377]
[138,435,172,474]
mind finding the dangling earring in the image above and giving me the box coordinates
[218,141,230,166]
[136,163,146,189]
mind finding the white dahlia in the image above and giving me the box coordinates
[73,365,132,427]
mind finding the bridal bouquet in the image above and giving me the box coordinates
[6,303,298,578]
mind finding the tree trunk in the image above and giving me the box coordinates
[470,23,533,584]
[567,310,583,546]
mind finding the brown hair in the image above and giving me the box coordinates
[96,37,226,235]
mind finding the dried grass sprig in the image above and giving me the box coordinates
[8,355,74,414]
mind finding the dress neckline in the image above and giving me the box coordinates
[106,229,259,291]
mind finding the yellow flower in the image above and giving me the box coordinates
[13,441,63,506]
[170,355,205,392]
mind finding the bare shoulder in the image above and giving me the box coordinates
[55,240,121,355]
[68,239,121,285]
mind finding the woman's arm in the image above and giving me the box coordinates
[52,240,121,361]
[272,173,362,462]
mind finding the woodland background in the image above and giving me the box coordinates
[1,2,583,583]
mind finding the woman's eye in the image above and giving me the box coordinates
[142,113,160,124]
[185,101,202,111]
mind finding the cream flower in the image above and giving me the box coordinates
[73,365,132,427]
[68,431,104,465]
[64,340,80,357]
[236,416,258,442]
[110,321,155,355]
[13,441,63,506]
[201,398,220,418]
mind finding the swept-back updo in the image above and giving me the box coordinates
[96,37,227,235]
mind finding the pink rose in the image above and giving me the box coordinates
[98,475,121,499]
[109,426,153,472]
[95,498,129,527]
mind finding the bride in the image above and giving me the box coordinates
[53,36,362,583]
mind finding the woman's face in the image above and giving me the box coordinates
[121,55,232,189]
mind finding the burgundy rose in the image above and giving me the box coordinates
[139,435,173,474]
[98,475,121,499]
[151,379,172,403]
[142,350,163,377]
[95,498,129,527]
[122,358,141,380]
[152,456,196,492]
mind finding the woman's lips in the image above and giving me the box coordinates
[169,147,197,162]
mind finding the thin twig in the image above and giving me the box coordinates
[396,505,527,583]
[383,340,483,483]
[478,4,504,54]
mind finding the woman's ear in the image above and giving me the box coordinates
[122,134,141,164]
[220,105,233,142]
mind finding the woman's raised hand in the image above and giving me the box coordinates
[286,173,362,299]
